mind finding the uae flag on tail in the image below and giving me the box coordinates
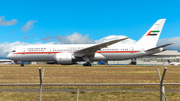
[146,31,160,36]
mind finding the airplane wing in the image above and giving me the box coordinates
[145,43,173,52]
[74,37,129,57]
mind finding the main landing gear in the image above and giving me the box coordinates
[83,62,92,66]
[82,56,91,66]
[20,63,24,67]
[20,61,24,67]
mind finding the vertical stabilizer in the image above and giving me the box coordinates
[167,59,171,63]
[136,19,166,50]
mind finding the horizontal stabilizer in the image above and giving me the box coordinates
[145,43,173,52]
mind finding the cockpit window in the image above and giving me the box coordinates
[11,50,16,52]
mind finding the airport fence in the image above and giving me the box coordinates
[1,83,180,101]
[0,66,180,101]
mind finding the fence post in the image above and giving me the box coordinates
[77,87,79,101]
[39,67,45,101]
[157,67,167,101]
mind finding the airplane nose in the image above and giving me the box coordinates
[7,54,12,59]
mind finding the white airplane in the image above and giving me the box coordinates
[167,59,180,65]
[7,19,172,66]
[0,62,12,65]
[0,59,13,65]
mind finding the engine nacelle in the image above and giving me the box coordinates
[53,53,75,65]
[159,47,164,51]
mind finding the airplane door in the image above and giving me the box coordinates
[47,48,52,54]
[21,48,26,55]
[129,47,134,53]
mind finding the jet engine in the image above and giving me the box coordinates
[159,47,164,51]
[53,53,76,65]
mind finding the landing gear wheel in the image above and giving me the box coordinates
[83,63,86,66]
[20,64,24,67]
[83,62,92,66]
[87,62,91,66]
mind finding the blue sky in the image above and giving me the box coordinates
[0,0,180,58]
[1,0,180,43]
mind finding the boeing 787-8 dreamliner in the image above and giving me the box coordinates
[7,19,172,66]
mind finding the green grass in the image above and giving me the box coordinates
[1,65,180,83]
[0,91,180,101]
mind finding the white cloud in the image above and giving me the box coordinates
[57,32,95,44]
[41,35,53,42]
[23,36,28,39]
[157,36,180,51]
[0,41,30,58]
[42,32,95,44]
[41,37,52,42]
[0,16,18,26]
[42,32,135,44]
[21,20,37,32]
[95,35,136,44]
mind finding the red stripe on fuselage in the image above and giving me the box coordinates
[13,52,61,54]
[13,51,140,54]
[96,51,140,53]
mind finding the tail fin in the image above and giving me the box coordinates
[136,19,166,50]
[167,59,171,63]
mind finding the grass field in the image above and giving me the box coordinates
[0,65,180,101]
